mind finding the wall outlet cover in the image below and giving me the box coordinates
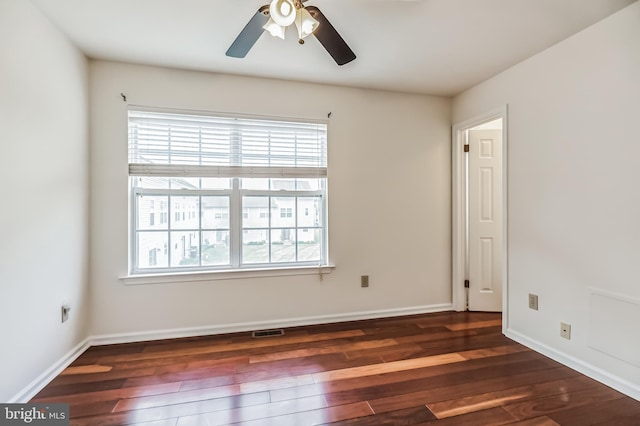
[529,293,539,310]
[560,322,571,340]
[361,275,369,288]
[61,305,71,323]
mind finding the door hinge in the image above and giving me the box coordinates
[464,279,470,288]
[464,144,470,153]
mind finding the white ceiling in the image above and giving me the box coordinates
[31,0,635,96]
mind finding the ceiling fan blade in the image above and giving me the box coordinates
[226,6,269,58]
[305,6,356,66]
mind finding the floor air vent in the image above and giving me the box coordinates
[252,329,285,338]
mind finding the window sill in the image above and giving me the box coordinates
[119,264,335,286]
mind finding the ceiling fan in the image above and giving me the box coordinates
[225,0,357,66]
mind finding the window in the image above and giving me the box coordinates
[280,207,293,218]
[128,108,328,274]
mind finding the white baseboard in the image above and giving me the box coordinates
[10,338,91,403]
[506,328,640,401]
[10,304,451,403]
[90,303,453,346]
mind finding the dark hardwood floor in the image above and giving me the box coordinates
[31,311,640,425]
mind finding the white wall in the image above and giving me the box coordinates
[0,0,89,402]
[453,2,640,397]
[89,61,451,337]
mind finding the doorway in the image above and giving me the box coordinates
[452,107,508,321]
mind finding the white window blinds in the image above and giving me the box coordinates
[128,109,328,178]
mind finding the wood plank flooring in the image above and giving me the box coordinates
[31,311,640,425]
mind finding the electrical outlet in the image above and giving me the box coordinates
[361,275,369,288]
[560,322,571,340]
[61,304,71,323]
[528,293,539,310]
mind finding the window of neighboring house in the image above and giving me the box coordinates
[128,108,328,274]
[280,207,292,218]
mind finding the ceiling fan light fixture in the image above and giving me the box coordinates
[295,8,319,39]
[269,0,296,27]
[263,17,286,39]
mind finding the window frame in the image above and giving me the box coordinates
[127,107,329,276]
[130,182,327,274]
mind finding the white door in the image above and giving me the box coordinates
[467,129,503,311]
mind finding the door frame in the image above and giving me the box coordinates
[452,106,509,328]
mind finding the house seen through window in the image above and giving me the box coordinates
[128,108,328,273]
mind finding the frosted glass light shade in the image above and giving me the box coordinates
[263,18,286,39]
[295,8,319,39]
[269,0,296,27]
